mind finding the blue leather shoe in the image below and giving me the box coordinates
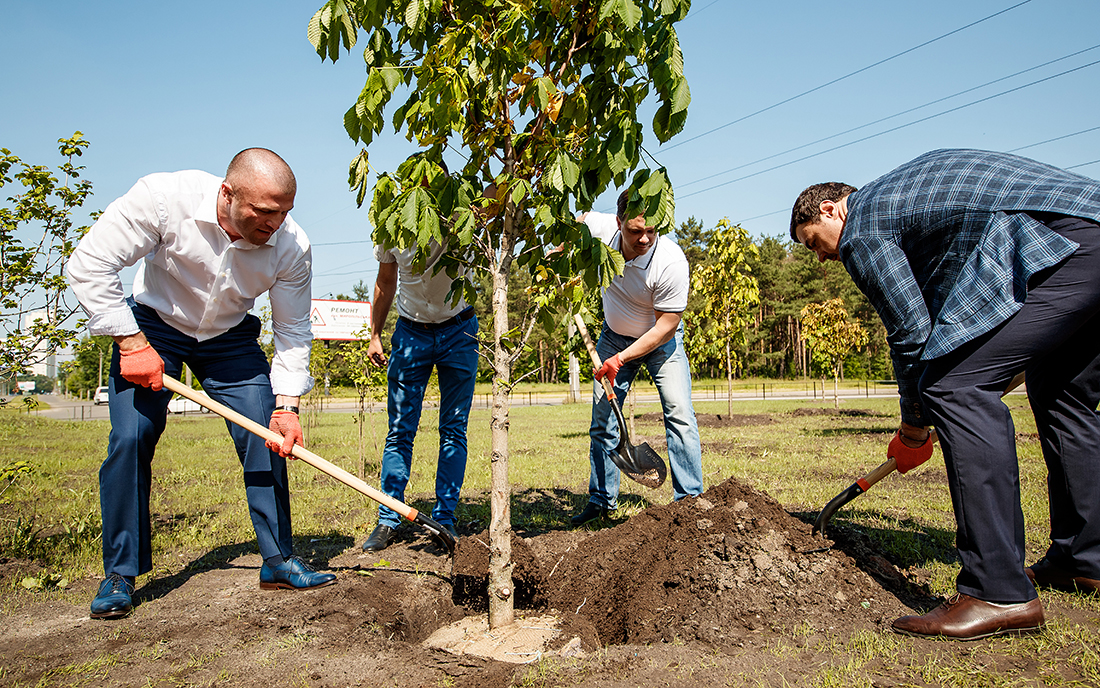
[90,573,134,619]
[259,556,337,591]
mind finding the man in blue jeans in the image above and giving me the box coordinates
[573,191,704,526]
[67,149,336,620]
[360,218,478,552]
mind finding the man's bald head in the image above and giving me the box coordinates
[226,148,296,197]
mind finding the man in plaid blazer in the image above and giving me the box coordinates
[791,149,1100,639]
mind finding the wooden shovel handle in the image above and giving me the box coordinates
[161,375,419,522]
[573,314,617,400]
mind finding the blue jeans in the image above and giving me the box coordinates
[377,311,479,528]
[587,323,703,508]
[102,300,291,577]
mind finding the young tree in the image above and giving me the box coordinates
[309,0,691,627]
[800,298,869,409]
[1,134,94,379]
[683,219,759,415]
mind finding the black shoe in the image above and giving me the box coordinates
[570,502,611,527]
[362,523,396,552]
[259,556,337,591]
[90,573,134,619]
[430,522,459,551]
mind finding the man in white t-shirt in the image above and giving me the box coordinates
[572,191,704,526]
[360,235,478,552]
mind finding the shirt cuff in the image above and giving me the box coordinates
[87,309,141,338]
[269,370,315,398]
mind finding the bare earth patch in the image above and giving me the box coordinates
[0,475,1088,686]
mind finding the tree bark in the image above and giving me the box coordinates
[487,158,517,629]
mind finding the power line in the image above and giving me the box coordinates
[313,240,371,247]
[661,0,1035,153]
[680,43,1100,189]
[680,57,1100,200]
[1008,125,1100,153]
[1067,158,1100,171]
[730,143,1100,229]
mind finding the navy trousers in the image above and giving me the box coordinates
[101,301,291,577]
[920,215,1100,602]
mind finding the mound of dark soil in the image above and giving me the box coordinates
[449,476,918,649]
[541,476,912,647]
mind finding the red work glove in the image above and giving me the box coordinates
[119,344,165,391]
[267,410,303,458]
[594,354,624,387]
[888,430,934,474]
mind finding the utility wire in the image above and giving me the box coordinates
[1067,158,1100,171]
[680,57,1100,200]
[314,240,372,246]
[1008,126,1100,153]
[680,43,1100,189]
[661,0,1035,153]
[729,131,1100,228]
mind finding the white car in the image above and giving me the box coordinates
[167,395,208,414]
[93,386,109,405]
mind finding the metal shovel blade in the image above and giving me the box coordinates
[607,391,667,489]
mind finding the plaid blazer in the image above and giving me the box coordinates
[840,149,1100,425]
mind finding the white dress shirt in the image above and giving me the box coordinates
[67,170,314,396]
[584,211,689,338]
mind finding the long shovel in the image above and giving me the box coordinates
[812,372,1026,537]
[573,315,667,489]
[161,375,457,555]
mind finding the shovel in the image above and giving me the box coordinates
[812,372,1026,537]
[161,375,457,555]
[573,315,667,489]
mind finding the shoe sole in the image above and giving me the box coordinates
[90,607,132,620]
[361,542,390,552]
[892,624,1044,641]
[260,578,337,591]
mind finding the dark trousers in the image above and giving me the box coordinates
[920,216,1100,602]
[101,300,291,577]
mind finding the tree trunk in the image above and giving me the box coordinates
[725,311,733,416]
[832,362,840,410]
[487,171,518,629]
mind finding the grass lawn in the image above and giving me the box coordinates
[3,390,1099,685]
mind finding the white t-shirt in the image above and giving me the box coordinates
[374,241,469,323]
[584,212,689,338]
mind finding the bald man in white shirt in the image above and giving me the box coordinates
[571,191,704,526]
[68,148,335,620]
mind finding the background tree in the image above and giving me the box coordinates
[310,0,691,628]
[683,219,759,415]
[800,298,869,408]
[343,324,389,480]
[1,134,94,379]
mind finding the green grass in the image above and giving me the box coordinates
[2,389,1099,686]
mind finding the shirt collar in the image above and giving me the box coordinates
[614,231,658,269]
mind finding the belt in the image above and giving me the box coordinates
[399,307,475,331]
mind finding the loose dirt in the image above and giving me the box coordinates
[1,471,942,687]
[3,408,1085,685]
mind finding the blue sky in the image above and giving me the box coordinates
[3,0,1098,304]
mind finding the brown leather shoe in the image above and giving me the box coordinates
[1026,557,1100,594]
[892,593,1044,640]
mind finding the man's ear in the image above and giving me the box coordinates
[819,199,840,220]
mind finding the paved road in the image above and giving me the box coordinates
[26,384,1028,422]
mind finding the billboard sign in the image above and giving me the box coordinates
[310,299,372,341]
